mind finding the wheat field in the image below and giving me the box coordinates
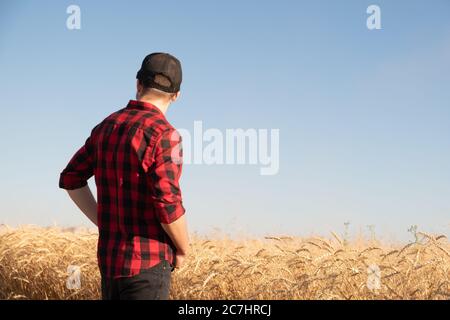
[0,225,449,300]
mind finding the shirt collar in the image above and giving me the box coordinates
[126,100,165,116]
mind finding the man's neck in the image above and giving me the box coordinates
[138,97,169,115]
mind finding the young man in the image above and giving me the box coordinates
[59,53,189,300]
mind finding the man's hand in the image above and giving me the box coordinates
[174,253,187,268]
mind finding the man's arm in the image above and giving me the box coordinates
[161,214,189,254]
[146,129,189,267]
[60,135,97,226]
[66,185,98,226]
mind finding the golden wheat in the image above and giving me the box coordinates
[0,226,449,300]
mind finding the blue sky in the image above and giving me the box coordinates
[0,0,449,241]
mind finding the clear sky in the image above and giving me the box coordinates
[1,0,449,241]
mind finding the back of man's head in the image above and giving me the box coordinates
[136,53,182,97]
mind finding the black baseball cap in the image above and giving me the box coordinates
[136,52,182,93]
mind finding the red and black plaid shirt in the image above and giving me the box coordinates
[59,100,185,278]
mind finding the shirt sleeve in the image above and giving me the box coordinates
[59,135,95,190]
[147,128,185,224]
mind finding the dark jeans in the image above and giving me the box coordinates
[101,260,173,300]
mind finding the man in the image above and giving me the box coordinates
[59,53,189,300]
